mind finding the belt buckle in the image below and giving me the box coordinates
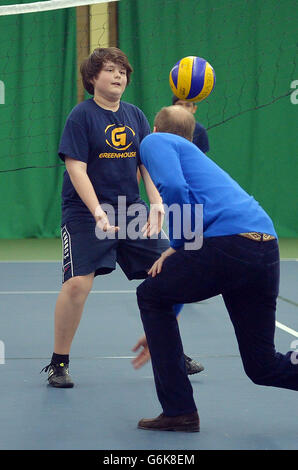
[239,232,261,241]
[262,233,275,241]
[239,232,275,242]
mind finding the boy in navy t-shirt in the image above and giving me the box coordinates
[41,48,203,387]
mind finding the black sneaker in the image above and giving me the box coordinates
[184,354,205,375]
[41,362,74,388]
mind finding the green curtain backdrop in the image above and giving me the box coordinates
[0,0,296,239]
[0,1,76,238]
[118,0,298,238]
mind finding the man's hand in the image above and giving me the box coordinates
[141,203,165,237]
[148,247,176,277]
[131,335,150,369]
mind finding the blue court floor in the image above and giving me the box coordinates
[0,259,297,450]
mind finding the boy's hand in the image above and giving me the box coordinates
[95,206,119,232]
[141,203,165,237]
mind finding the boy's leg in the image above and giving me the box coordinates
[42,273,95,388]
[42,220,118,387]
[56,220,117,355]
[54,273,94,354]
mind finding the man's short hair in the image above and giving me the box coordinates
[80,47,133,95]
[154,106,196,141]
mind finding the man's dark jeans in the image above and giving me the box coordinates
[137,235,298,416]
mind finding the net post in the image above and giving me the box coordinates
[108,1,118,47]
[76,5,90,103]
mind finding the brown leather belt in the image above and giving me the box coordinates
[239,232,276,242]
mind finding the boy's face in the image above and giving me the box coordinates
[92,61,127,100]
[174,100,197,115]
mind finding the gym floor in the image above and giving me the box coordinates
[0,238,297,451]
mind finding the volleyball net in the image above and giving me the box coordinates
[0,0,117,174]
[0,0,297,238]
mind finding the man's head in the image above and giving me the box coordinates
[172,95,198,115]
[80,47,133,95]
[153,105,196,141]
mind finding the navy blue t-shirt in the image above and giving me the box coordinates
[58,99,151,223]
[193,122,209,153]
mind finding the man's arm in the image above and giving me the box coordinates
[140,136,191,249]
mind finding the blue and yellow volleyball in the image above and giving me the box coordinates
[169,56,216,102]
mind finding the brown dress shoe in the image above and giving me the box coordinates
[138,411,200,432]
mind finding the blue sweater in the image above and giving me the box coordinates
[140,133,277,249]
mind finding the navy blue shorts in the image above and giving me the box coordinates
[61,217,170,283]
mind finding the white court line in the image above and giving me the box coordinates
[275,321,298,338]
[280,258,298,262]
[0,260,61,263]
[100,356,134,359]
[0,290,135,294]
[1,290,298,338]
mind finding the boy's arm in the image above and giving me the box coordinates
[139,164,162,205]
[136,167,141,184]
[65,157,119,231]
[139,164,165,237]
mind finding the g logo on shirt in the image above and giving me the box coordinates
[105,124,135,151]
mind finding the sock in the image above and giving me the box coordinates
[51,352,69,365]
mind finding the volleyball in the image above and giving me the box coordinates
[169,56,216,102]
